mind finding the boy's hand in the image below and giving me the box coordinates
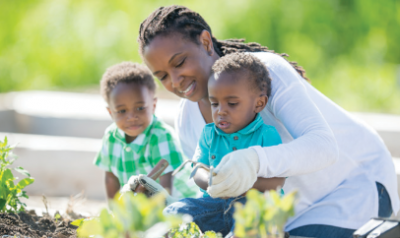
[120,175,178,205]
[208,148,259,198]
[120,175,141,193]
[137,175,178,205]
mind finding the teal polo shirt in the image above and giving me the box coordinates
[193,114,283,197]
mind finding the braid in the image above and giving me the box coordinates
[214,38,308,81]
[139,5,309,81]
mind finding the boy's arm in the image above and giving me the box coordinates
[252,177,285,192]
[159,171,172,193]
[192,128,211,190]
[105,171,120,199]
[94,129,120,200]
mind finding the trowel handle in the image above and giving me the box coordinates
[134,159,169,193]
[148,159,169,180]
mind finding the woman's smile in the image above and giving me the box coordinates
[143,32,219,102]
[179,81,196,97]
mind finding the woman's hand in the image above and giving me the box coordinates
[207,148,260,198]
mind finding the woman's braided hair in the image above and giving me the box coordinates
[138,5,309,81]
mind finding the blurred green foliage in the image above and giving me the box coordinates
[1,0,400,113]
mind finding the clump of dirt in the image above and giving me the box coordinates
[0,210,79,238]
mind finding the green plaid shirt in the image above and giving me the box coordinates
[94,115,198,199]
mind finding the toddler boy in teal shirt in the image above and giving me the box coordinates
[165,53,285,236]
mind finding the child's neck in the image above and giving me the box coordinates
[125,134,136,144]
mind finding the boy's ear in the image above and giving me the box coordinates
[254,95,268,113]
[152,97,158,113]
[199,30,214,56]
[106,107,113,118]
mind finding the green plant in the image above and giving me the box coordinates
[73,192,182,238]
[233,189,297,238]
[168,222,222,238]
[74,191,224,238]
[0,136,35,213]
[54,212,61,222]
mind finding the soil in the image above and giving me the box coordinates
[0,210,79,238]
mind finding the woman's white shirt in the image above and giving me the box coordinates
[175,52,399,231]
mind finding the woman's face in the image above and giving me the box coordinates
[142,31,219,102]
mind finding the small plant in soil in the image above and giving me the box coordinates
[0,136,80,237]
[74,189,296,238]
[73,192,182,238]
[168,222,222,238]
[74,192,223,238]
[0,136,34,213]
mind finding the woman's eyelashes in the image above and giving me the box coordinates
[117,109,126,114]
[160,74,167,81]
[158,57,186,81]
[175,57,186,68]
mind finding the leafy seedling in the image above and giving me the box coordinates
[74,192,182,238]
[168,222,223,238]
[233,189,297,238]
[0,136,35,213]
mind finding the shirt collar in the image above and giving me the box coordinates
[214,113,264,136]
[113,115,155,149]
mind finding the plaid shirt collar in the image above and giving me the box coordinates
[112,115,155,151]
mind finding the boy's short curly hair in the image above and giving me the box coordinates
[211,53,272,97]
[100,62,156,102]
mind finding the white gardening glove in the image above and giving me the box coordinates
[120,175,141,194]
[207,148,259,198]
[136,175,179,205]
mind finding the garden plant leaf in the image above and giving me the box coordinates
[0,136,35,213]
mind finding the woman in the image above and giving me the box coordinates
[138,5,398,238]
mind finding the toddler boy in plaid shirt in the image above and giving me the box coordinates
[94,62,197,200]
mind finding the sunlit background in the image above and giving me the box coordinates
[1,0,400,113]
[1,1,400,210]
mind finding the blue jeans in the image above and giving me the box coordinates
[164,196,246,237]
[288,182,393,238]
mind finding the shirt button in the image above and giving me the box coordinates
[211,155,216,159]
[125,147,131,152]
[234,136,239,140]
[232,147,237,151]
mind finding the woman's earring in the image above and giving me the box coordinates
[208,50,213,56]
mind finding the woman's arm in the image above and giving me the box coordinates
[105,171,120,199]
[255,52,339,178]
[208,53,338,198]
[194,167,285,193]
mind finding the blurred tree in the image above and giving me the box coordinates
[0,0,399,113]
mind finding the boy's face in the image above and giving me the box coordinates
[208,70,267,134]
[107,82,156,143]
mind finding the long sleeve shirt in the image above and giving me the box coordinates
[174,52,399,231]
